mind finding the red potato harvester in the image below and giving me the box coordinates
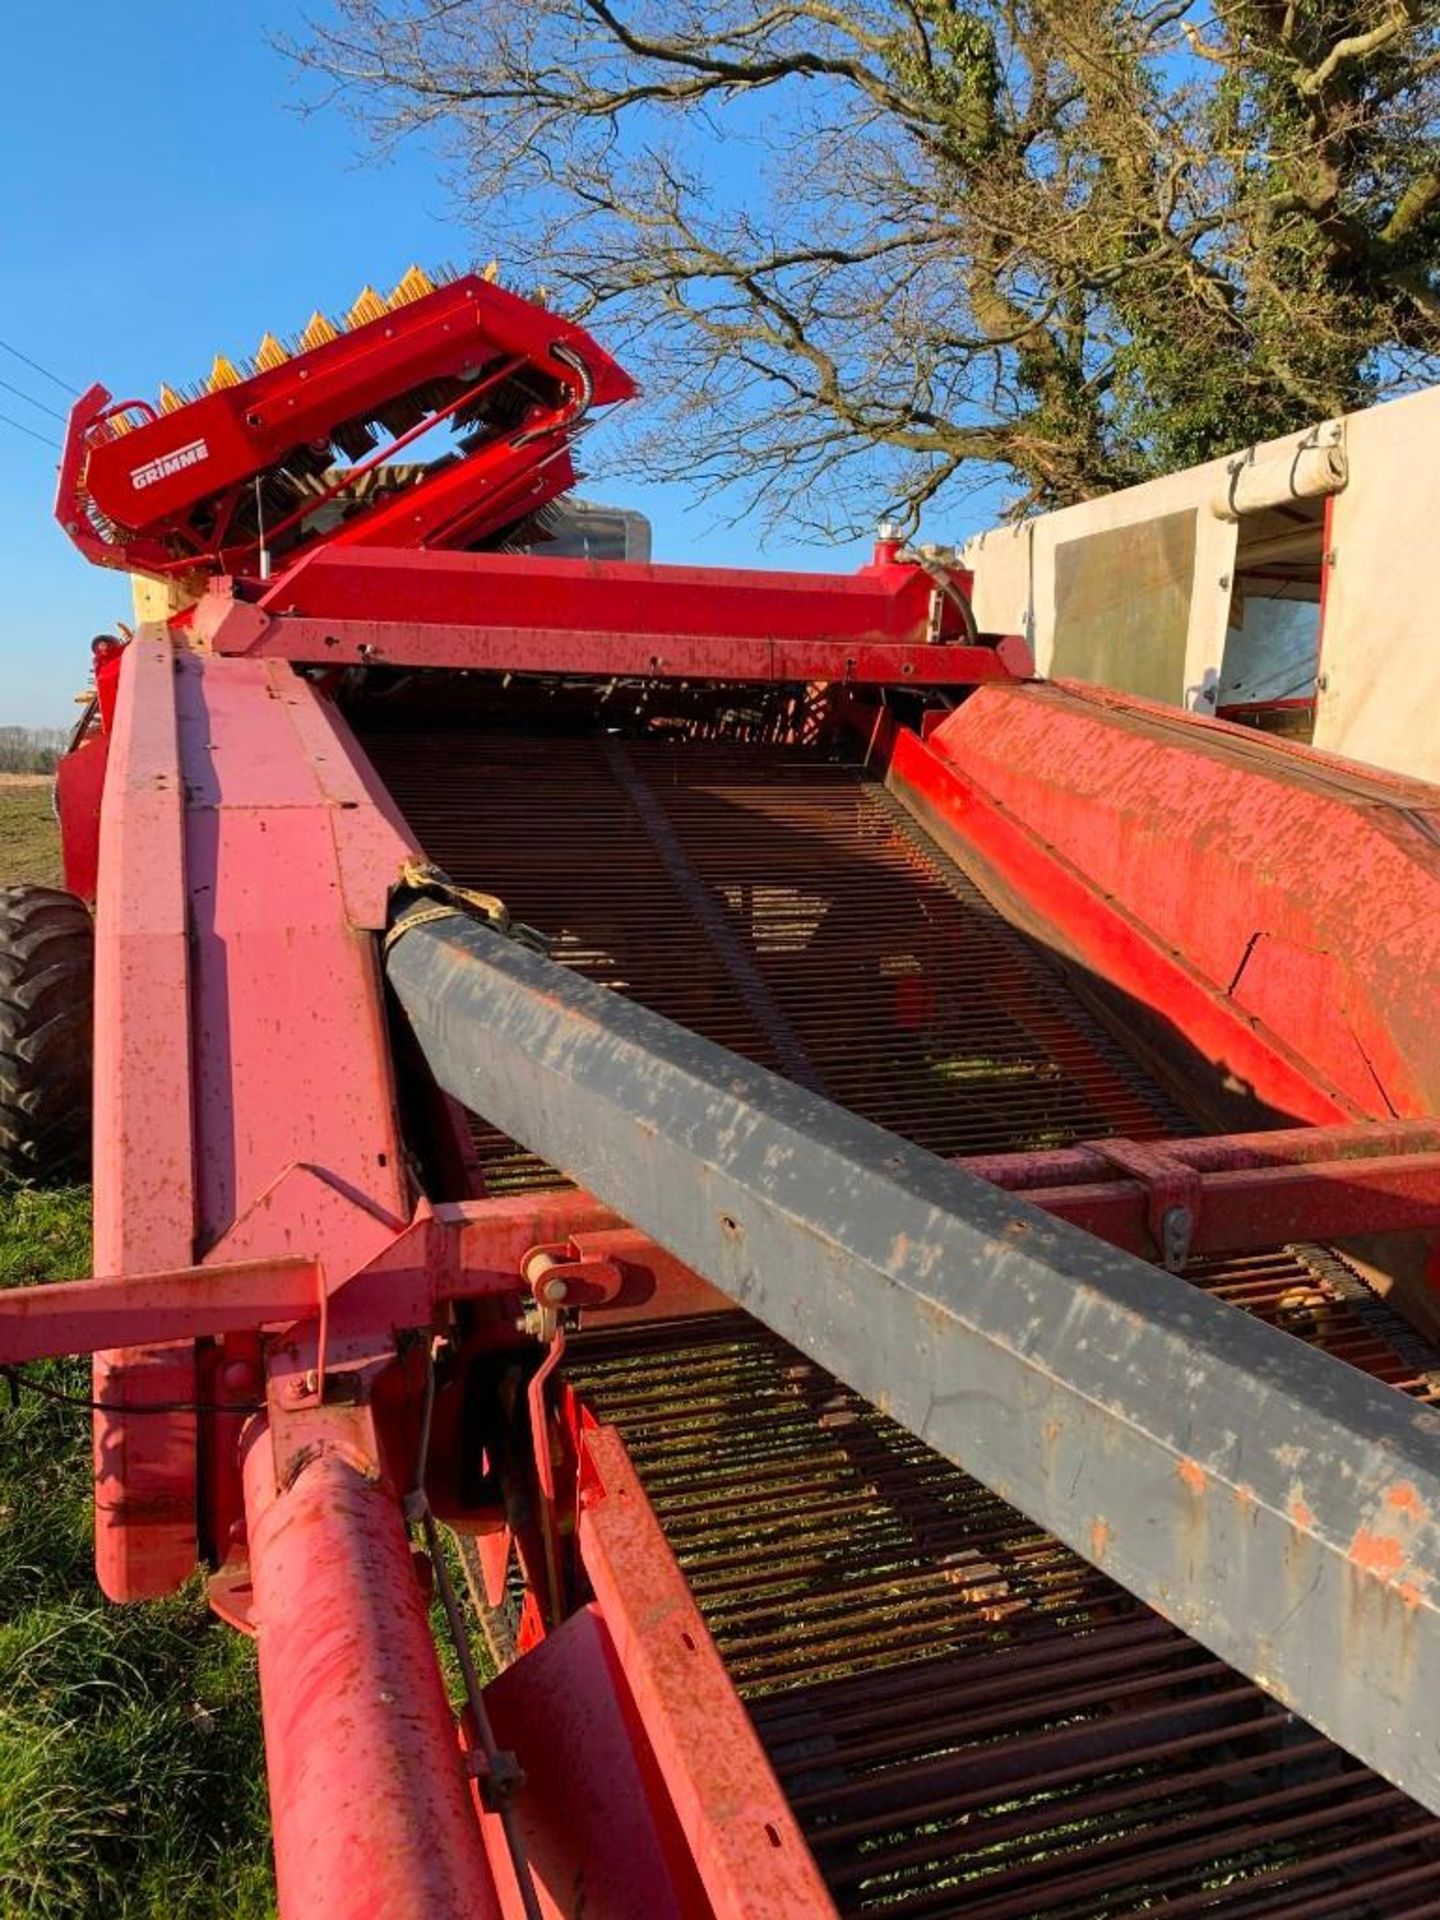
[5,261,1440,1917]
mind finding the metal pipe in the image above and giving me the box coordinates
[242,1424,501,1920]
[386,908,1440,1819]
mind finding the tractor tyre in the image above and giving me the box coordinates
[0,885,94,1184]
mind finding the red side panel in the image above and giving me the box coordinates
[91,627,418,1599]
[913,682,1440,1120]
[91,631,198,1598]
[56,731,107,904]
[481,1606,710,1919]
[578,1425,838,1919]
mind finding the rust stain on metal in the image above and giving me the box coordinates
[1387,1480,1426,1520]
[1349,1526,1407,1580]
[1290,1496,1316,1529]
[1176,1457,1207,1495]
[1090,1516,1111,1561]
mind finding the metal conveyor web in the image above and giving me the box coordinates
[361,723,1440,1917]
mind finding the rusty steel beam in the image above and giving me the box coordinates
[956,1121,1440,1260]
[387,908,1440,1819]
[203,607,1027,686]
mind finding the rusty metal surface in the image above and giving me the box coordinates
[362,732,1175,1192]
[373,723,1440,1900]
[569,1313,1440,1918]
[385,893,1440,1819]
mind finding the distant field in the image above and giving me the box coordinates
[0,774,63,886]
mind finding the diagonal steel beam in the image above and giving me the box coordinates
[386,908,1440,1818]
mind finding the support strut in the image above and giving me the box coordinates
[386,907,1440,1821]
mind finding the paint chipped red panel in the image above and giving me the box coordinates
[175,652,410,1254]
[886,719,1352,1126]
[91,630,198,1599]
[925,684,1440,1117]
[580,1424,839,1920]
[1228,934,1390,1111]
[56,730,107,904]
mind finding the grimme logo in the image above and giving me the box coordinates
[131,437,209,490]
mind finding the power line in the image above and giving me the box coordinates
[0,410,59,450]
[0,337,77,397]
[0,376,65,423]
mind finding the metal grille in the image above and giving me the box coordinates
[364,718,1440,1913]
[569,1312,1440,1919]
[362,731,1177,1188]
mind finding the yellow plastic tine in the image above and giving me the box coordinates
[482,258,500,283]
[253,332,289,372]
[388,265,435,308]
[207,354,242,392]
[300,310,339,351]
[109,411,133,436]
[346,285,388,330]
[158,383,185,413]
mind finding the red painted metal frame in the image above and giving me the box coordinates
[22,1118,1440,1367]
[896,682,1440,1121]
[91,629,200,1597]
[243,1378,503,1920]
[0,1205,733,1372]
[866,700,1362,1128]
[577,1422,839,1919]
[960,1119,1440,1259]
[57,273,634,578]
[189,541,1021,686]
[88,624,422,1603]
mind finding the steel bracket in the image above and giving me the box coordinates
[1086,1138,1202,1270]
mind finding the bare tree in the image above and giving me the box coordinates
[290,0,1440,532]
[0,728,67,774]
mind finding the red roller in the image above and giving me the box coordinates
[242,1423,500,1920]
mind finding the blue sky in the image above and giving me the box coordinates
[0,2,944,727]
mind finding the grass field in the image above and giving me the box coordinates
[0,776,65,887]
[0,784,274,1917]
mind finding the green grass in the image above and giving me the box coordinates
[1,759,272,1911]
[0,1185,273,1917]
[0,785,492,1912]
[0,781,64,888]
